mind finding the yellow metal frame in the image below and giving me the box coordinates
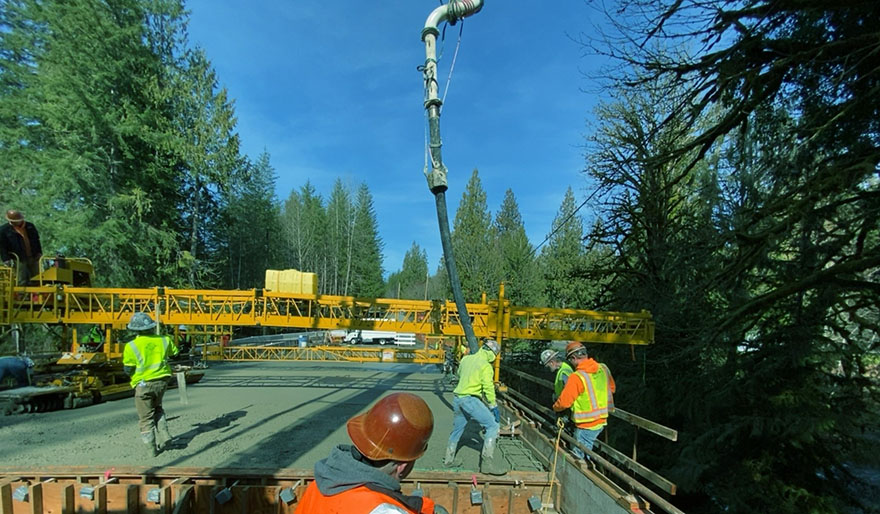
[2,283,654,345]
[212,345,446,363]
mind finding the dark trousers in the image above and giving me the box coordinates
[134,378,168,433]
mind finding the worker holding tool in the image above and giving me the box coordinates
[122,312,178,457]
[443,339,508,475]
[552,341,616,459]
[540,348,573,401]
[295,393,448,514]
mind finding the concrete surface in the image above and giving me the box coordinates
[0,361,540,474]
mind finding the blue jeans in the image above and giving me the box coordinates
[572,426,603,459]
[446,395,500,455]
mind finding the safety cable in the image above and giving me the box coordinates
[544,416,566,511]
[440,21,464,113]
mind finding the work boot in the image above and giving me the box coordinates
[156,415,173,451]
[141,430,159,457]
[442,445,459,467]
[479,438,509,476]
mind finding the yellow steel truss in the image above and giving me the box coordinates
[0,277,654,346]
[210,344,446,363]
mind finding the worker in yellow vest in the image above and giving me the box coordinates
[540,349,573,401]
[552,341,615,460]
[122,312,178,457]
[443,339,508,475]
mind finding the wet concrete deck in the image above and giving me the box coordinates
[0,361,545,475]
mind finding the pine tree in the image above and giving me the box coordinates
[349,184,384,297]
[450,169,502,301]
[386,242,429,299]
[539,188,587,308]
[325,179,354,295]
[494,189,543,306]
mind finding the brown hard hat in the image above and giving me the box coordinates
[565,341,586,359]
[5,210,23,222]
[347,392,434,462]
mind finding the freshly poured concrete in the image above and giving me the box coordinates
[0,361,543,474]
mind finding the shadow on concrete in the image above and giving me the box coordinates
[145,367,416,474]
[163,409,250,452]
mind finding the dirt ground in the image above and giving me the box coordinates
[0,361,538,474]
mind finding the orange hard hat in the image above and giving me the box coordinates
[347,392,434,462]
[565,341,586,359]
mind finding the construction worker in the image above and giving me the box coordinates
[540,348,573,401]
[552,341,616,459]
[0,356,34,389]
[122,312,178,457]
[295,393,447,514]
[443,339,508,475]
[0,209,42,285]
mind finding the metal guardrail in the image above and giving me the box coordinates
[501,367,679,501]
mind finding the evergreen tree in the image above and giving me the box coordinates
[0,0,185,286]
[173,48,242,287]
[494,189,543,306]
[219,151,281,289]
[450,169,502,301]
[349,184,384,297]
[539,188,588,308]
[325,179,354,295]
[386,242,429,299]
[585,0,880,511]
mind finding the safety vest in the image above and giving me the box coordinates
[453,349,496,405]
[570,364,614,427]
[295,481,436,514]
[554,362,573,398]
[123,334,177,388]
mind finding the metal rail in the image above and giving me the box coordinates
[503,368,677,441]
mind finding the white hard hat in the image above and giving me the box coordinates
[483,339,500,355]
[178,325,187,331]
[540,349,558,366]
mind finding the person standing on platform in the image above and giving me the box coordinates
[0,209,42,285]
[552,341,616,459]
[443,339,507,475]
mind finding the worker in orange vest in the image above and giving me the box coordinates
[295,393,448,514]
[552,341,616,460]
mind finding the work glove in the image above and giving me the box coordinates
[491,406,500,423]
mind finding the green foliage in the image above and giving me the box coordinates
[494,189,543,306]
[539,187,592,308]
[450,169,503,301]
[386,242,429,299]
[583,0,880,511]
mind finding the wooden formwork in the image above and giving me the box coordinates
[0,467,558,514]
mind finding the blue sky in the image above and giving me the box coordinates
[185,1,606,273]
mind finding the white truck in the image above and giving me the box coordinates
[343,330,417,346]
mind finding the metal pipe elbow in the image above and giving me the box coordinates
[422,0,484,40]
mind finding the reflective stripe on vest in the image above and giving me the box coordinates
[571,367,614,424]
[126,336,171,375]
[294,482,435,514]
[125,335,173,386]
